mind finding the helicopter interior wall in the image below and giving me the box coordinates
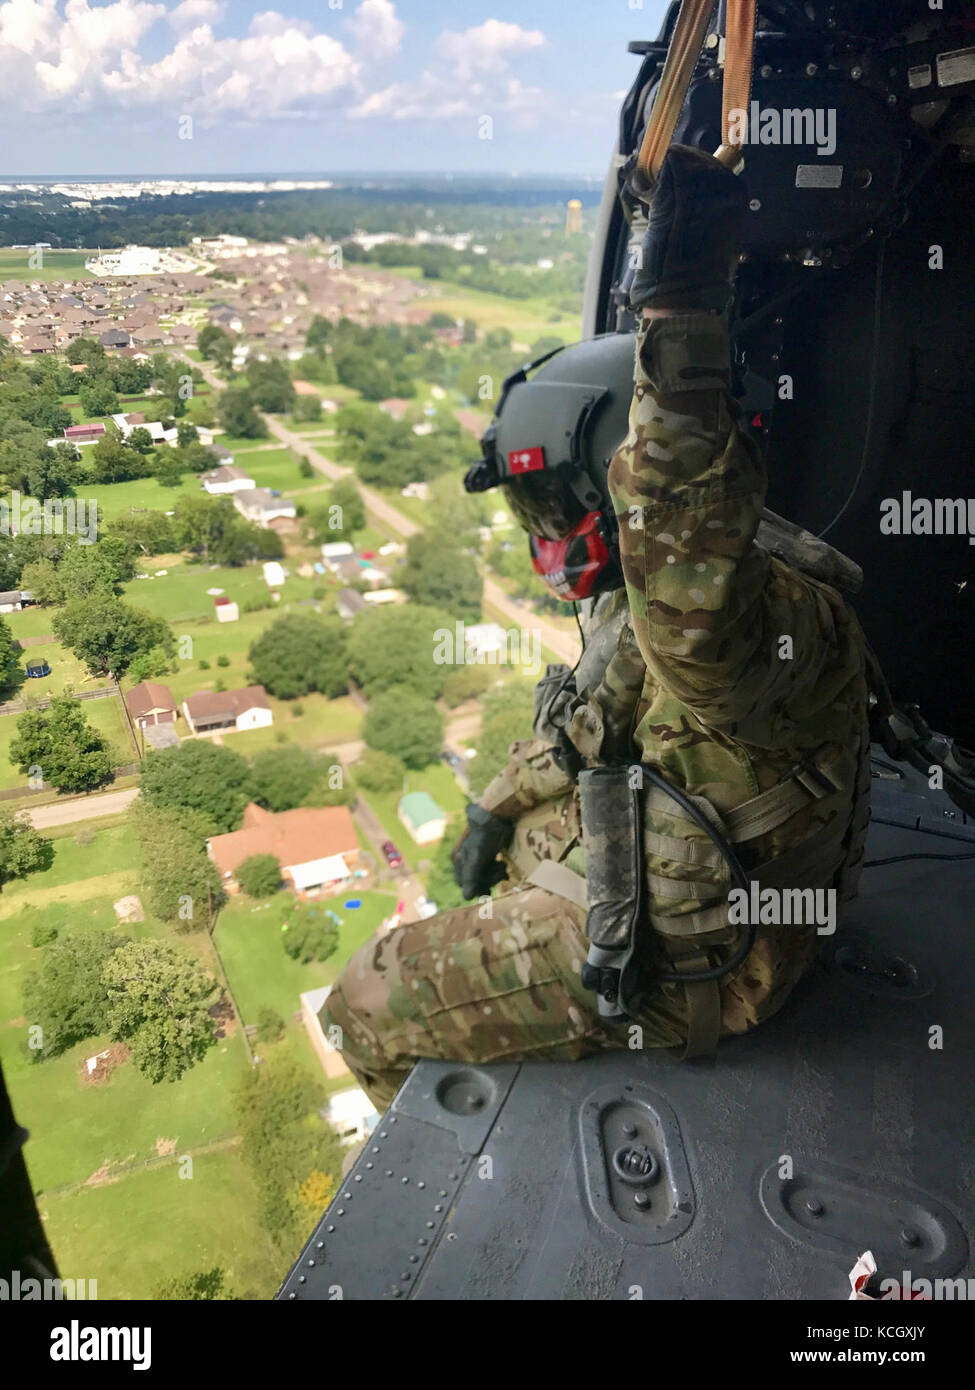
[760,154,975,745]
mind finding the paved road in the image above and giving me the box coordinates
[181,353,581,666]
[27,787,139,829]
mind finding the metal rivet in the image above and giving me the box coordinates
[316,1242,324,1249]
[901,1227,921,1248]
[380,1131,388,1138]
[337,1208,345,1216]
[806,1198,824,1217]
[288,1292,296,1300]
[307,1259,316,1267]
[299,1275,306,1283]
[426,1221,435,1228]
[402,1176,409,1183]
[622,1123,637,1139]
[634,1192,651,1209]
[417,1238,428,1246]
[434,1204,443,1212]
[749,199,762,212]
[805,63,817,77]
[354,1175,362,1182]
[371,1147,379,1154]
[448,1173,458,1181]
[343,1192,352,1200]
[391,1288,402,1298]
[365,1162,373,1170]
[409,1255,419,1263]
[439,1190,448,1197]
[400,1272,411,1281]
[326,1225,335,1233]
[417,1181,425,1189]
[385,1170,393,1178]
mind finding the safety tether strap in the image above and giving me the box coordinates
[525,857,588,911]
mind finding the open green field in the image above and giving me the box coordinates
[0,249,92,283]
[39,1143,286,1299]
[364,763,469,868]
[87,473,203,521]
[384,268,582,345]
[235,446,315,495]
[214,888,397,1024]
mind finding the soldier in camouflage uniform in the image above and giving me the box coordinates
[322,146,870,1110]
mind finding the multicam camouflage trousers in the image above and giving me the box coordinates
[319,886,708,1112]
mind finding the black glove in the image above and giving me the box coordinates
[629,144,748,314]
[451,803,514,900]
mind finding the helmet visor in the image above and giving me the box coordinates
[503,471,589,541]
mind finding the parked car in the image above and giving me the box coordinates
[381,840,404,870]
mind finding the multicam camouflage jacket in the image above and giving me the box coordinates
[479,312,871,1036]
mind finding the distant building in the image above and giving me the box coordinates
[182,685,273,735]
[232,488,296,528]
[300,985,353,1081]
[207,802,360,897]
[64,422,106,442]
[126,681,178,729]
[321,542,355,568]
[464,623,510,662]
[201,464,254,495]
[0,590,30,613]
[361,588,405,607]
[379,398,410,421]
[398,791,448,846]
[326,1087,380,1144]
[214,596,239,623]
[336,589,367,622]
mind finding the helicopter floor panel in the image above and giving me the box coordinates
[279,759,975,1301]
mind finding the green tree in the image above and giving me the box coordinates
[103,939,218,1084]
[23,444,80,499]
[355,748,406,794]
[90,433,151,484]
[467,681,536,797]
[66,337,106,368]
[250,743,339,812]
[233,1054,343,1246]
[254,1007,285,1045]
[0,808,53,892]
[153,1268,235,1301]
[22,931,125,1058]
[282,915,339,964]
[218,386,265,439]
[57,545,125,600]
[237,853,282,898]
[400,531,482,622]
[53,594,174,678]
[126,644,173,685]
[10,694,116,794]
[0,616,21,699]
[442,664,496,706]
[246,359,295,414]
[127,426,155,455]
[107,510,176,558]
[139,742,252,834]
[346,604,453,701]
[132,802,225,926]
[78,375,118,417]
[363,685,444,769]
[247,615,349,700]
[292,395,322,423]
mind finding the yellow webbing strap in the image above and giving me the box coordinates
[636,0,756,182]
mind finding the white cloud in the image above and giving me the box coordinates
[352,17,547,126]
[436,19,544,80]
[349,0,403,61]
[167,0,223,32]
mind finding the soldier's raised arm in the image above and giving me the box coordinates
[608,146,859,747]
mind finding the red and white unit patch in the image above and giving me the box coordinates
[508,446,546,474]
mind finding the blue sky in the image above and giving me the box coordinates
[0,0,671,177]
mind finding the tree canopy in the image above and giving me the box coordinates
[138,741,253,835]
[52,594,174,678]
[247,614,349,700]
[363,685,444,769]
[103,939,218,1084]
[10,694,116,794]
[346,603,454,701]
[0,808,53,891]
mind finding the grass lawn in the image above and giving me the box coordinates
[39,1144,286,1299]
[364,763,469,867]
[0,821,140,914]
[88,473,202,522]
[218,694,362,753]
[84,692,137,764]
[211,432,277,454]
[0,249,92,282]
[214,888,397,1023]
[235,447,310,494]
[6,605,56,641]
[383,270,582,345]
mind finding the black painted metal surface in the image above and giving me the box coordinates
[279,760,975,1300]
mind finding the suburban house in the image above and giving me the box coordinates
[0,589,31,613]
[336,589,367,622]
[232,488,296,528]
[398,791,448,846]
[182,685,273,735]
[125,681,178,729]
[326,1087,380,1144]
[214,595,239,623]
[207,802,360,897]
[300,985,352,1081]
[321,541,355,570]
[362,588,405,607]
[64,422,105,443]
[201,464,255,495]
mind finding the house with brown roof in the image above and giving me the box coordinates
[126,681,178,729]
[182,684,272,735]
[207,802,360,897]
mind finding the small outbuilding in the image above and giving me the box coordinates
[397,791,448,846]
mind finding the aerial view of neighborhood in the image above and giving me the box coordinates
[0,135,604,1302]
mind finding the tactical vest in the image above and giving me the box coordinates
[509,512,874,1057]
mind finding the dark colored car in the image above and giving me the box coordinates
[381,840,403,870]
